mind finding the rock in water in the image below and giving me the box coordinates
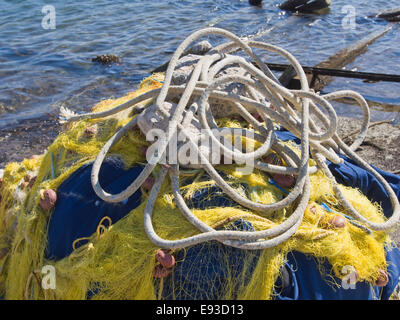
[92,54,120,65]
[280,0,331,13]
[249,0,262,6]
[280,0,308,11]
[375,7,400,22]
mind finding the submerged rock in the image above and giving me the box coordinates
[92,54,120,65]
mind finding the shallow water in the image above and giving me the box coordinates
[0,0,399,129]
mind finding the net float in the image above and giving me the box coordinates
[39,189,57,211]
[142,177,155,191]
[155,249,175,269]
[375,269,389,287]
[153,264,172,279]
[328,215,347,228]
[271,173,296,188]
[84,126,97,138]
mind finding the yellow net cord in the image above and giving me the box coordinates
[0,73,393,300]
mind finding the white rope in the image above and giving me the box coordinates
[60,27,400,249]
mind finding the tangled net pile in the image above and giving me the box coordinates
[0,27,399,300]
[62,27,399,249]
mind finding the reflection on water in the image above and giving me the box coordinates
[0,0,399,128]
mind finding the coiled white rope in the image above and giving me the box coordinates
[60,27,400,249]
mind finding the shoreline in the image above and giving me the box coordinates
[0,115,60,168]
[1,115,398,173]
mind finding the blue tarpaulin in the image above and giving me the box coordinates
[46,158,143,261]
[46,131,400,299]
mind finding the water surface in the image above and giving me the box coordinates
[0,0,399,129]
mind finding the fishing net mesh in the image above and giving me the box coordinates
[0,75,393,300]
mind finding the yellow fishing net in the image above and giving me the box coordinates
[0,74,393,300]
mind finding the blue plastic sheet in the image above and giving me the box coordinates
[46,132,400,299]
[46,158,143,260]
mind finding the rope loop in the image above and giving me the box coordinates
[60,27,400,249]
